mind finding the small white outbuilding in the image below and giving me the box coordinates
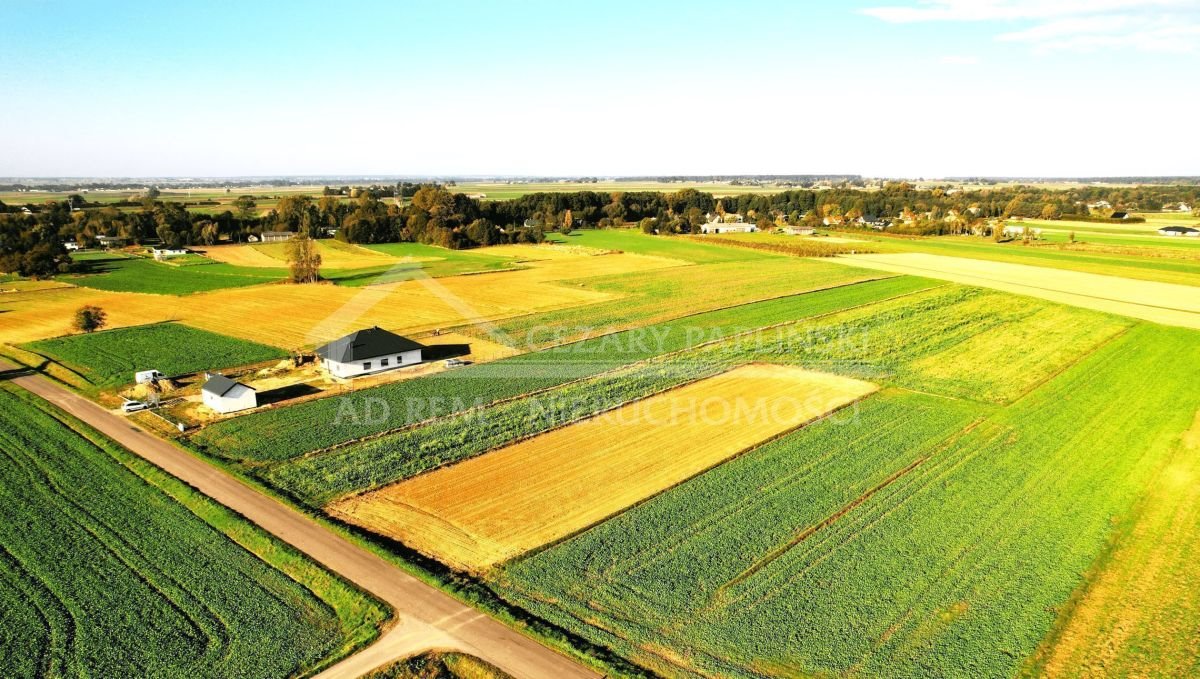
[201,374,257,414]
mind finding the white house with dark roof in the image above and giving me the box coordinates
[315,326,425,378]
[1158,225,1200,237]
[201,374,257,414]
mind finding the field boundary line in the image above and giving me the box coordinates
[496,381,882,572]
[458,273,901,354]
[1007,323,1135,407]
[321,362,737,505]
[279,278,944,464]
[847,255,1200,315]
[716,415,990,605]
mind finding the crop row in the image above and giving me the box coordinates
[194,275,933,463]
[26,322,287,388]
[0,384,380,678]
[262,284,1119,508]
[498,323,1200,678]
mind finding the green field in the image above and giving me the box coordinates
[498,322,1200,678]
[26,322,286,387]
[547,229,766,264]
[821,232,1200,287]
[0,383,386,678]
[191,276,933,466]
[344,242,521,283]
[65,253,286,294]
[229,284,1128,512]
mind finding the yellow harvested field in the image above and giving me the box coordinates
[836,253,1200,329]
[418,332,519,362]
[0,287,169,345]
[197,244,288,267]
[478,243,613,260]
[200,241,425,269]
[0,250,686,348]
[0,279,75,293]
[329,365,878,572]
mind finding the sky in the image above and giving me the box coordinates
[2,0,1198,178]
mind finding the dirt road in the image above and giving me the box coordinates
[0,362,600,679]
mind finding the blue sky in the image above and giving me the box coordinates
[2,0,1197,177]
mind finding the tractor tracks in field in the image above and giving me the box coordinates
[712,416,989,603]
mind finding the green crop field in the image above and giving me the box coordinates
[833,232,1200,287]
[232,283,1125,514]
[475,256,886,350]
[25,322,287,388]
[0,383,386,678]
[547,229,768,264]
[190,276,932,466]
[498,322,1200,678]
[65,253,286,294]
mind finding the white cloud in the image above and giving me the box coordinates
[939,54,980,64]
[862,0,1200,52]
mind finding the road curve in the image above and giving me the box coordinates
[1,363,601,679]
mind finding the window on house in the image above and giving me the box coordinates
[362,361,371,371]
[381,357,389,367]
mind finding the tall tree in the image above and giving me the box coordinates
[285,233,322,283]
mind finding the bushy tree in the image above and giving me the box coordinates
[73,305,107,333]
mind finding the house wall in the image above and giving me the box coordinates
[324,349,423,378]
[203,385,257,414]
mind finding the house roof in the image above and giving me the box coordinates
[315,327,425,363]
[1160,225,1198,233]
[202,374,254,397]
[1110,212,1128,219]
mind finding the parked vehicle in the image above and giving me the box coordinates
[134,370,164,385]
[121,400,148,413]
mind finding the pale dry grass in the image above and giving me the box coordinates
[837,253,1200,329]
[329,365,878,572]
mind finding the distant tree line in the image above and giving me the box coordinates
[4,182,1199,279]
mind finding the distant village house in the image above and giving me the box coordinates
[1158,225,1199,237]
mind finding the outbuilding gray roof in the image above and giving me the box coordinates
[201,373,253,397]
[314,327,425,363]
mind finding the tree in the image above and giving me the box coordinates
[285,233,322,283]
[233,195,257,221]
[73,305,107,333]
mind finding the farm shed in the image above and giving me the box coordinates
[201,374,257,414]
[152,247,188,260]
[96,235,127,248]
[259,231,295,243]
[1110,212,1129,220]
[1158,226,1199,237]
[783,226,816,236]
[315,326,425,379]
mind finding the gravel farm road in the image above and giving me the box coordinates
[0,362,601,679]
